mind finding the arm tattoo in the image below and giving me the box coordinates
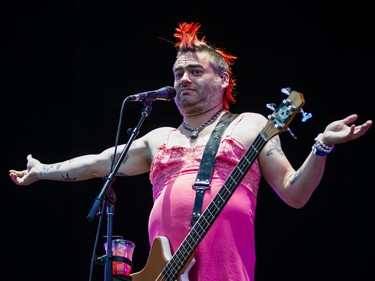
[289,169,301,185]
[40,165,52,177]
[40,163,62,176]
[60,173,77,181]
[265,138,284,156]
[111,152,130,176]
[112,152,129,165]
[40,164,77,181]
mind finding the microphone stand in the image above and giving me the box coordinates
[87,101,154,281]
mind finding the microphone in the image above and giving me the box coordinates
[126,86,176,102]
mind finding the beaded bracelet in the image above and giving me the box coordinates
[312,134,334,156]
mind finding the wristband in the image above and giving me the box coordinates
[312,145,327,156]
[312,134,334,156]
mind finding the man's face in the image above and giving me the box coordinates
[173,51,224,116]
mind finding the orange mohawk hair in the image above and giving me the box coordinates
[174,22,238,110]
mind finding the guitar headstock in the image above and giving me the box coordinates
[262,89,306,141]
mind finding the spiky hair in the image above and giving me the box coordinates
[174,22,237,110]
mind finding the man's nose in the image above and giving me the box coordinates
[180,72,191,82]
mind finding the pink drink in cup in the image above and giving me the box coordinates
[105,239,135,276]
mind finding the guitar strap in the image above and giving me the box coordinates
[190,112,238,227]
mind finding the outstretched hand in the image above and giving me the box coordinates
[321,114,372,146]
[9,154,42,186]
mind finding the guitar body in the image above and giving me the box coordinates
[131,236,195,281]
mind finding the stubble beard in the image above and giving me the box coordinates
[178,80,222,117]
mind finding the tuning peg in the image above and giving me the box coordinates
[300,108,312,122]
[280,87,312,122]
[266,103,276,111]
[281,87,292,95]
[267,87,293,109]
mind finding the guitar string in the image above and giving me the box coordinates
[163,128,270,278]
[163,135,267,280]
[162,128,269,280]
[153,93,300,279]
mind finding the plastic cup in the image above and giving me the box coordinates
[104,239,135,276]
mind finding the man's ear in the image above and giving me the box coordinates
[221,72,229,85]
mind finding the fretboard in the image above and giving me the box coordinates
[162,132,268,280]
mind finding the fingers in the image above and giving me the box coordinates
[349,124,356,135]
[357,120,373,135]
[9,172,17,183]
[9,155,34,185]
[348,119,372,140]
[343,114,358,125]
[343,115,372,134]
[363,119,373,128]
[9,170,25,185]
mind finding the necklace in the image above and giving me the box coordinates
[182,109,224,139]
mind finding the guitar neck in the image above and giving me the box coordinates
[146,90,305,280]
[162,133,268,279]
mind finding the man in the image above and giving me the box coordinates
[9,22,372,281]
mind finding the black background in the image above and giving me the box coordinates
[1,2,374,281]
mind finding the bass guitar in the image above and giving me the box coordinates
[131,88,307,281]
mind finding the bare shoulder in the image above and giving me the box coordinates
[239,112,267,121]
[141,126,177,148]
[229,112,268,147]
[235,112,268,128]
[146,126,177,135]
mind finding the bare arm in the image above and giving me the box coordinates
[9,148,126,186]
[9,127,172,186]
[260,114,372,208]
